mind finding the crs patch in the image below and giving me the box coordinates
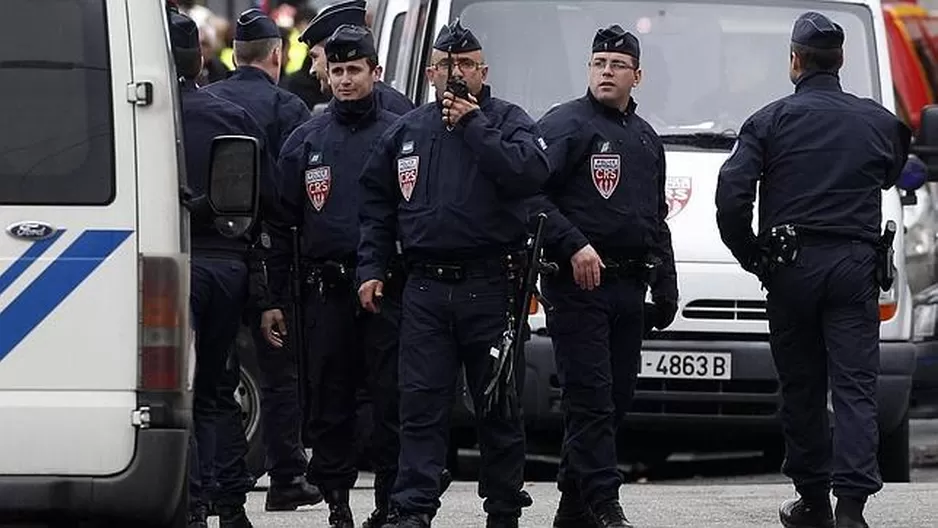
[305,166,331,212]
[397,156,419,201]
[665,176,692,219]
[590,154,620,199]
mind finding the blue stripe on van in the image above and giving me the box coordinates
[0,229,133,363]
[0,229,65,297]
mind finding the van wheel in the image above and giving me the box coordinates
[233,325,266,480]
[878,411,911,483]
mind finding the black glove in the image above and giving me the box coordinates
[644,300,678,333]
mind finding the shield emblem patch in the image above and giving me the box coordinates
[590,154,620,199]
[398,156,419,201]
[305,166,331,212]
[665,177,692,219]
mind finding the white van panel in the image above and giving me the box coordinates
[0,0,137,475]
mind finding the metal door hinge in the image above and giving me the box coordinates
[126,81,153,106]
[131,406,152,428]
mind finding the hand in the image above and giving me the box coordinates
[359,279,384,314]
[441,91,479,127]
[570,244,604,291]
[260,309,287,348]
[652,299,678,330]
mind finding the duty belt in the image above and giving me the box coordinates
[407,252,526,283]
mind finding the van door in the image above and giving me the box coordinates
[0,0,138,475]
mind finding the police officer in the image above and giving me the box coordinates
[715,12,910,528]
[259,25,402,528]
[299,0,414,116]
[357,20,549,528]
[169,9,263,528]
[533,25,677,528]
[202,8,322,512]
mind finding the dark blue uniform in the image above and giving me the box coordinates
[202,24,313,490]
[535,28,677,528]
[715,13,911,523]
[375,80,416,116]
[358,68,549,521]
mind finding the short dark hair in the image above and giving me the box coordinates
[174,48,202,79]
[791,42,843,73]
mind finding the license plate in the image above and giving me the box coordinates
[638,351,731,380]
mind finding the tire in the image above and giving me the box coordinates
[233,324,266,480]
[878,411,911,483]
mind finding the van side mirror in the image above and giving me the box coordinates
[207,135,260,239]
[912,105,938,181]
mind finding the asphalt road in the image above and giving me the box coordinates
[211,419,938,527]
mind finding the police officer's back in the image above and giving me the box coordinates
[298,0,414,116]
[260,25,402,528]
[357,20,549,528]
[715,12,911,528]
[169,9,261,528]
[534,25,677,528]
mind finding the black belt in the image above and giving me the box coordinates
[407,252,525,283]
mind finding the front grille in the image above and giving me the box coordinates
[631,378,780,417]
[682,299,767,321]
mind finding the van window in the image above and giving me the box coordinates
[384,12,407,90]
[440,0,879,133]
[0,0,114,206]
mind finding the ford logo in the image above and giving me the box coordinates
[6,221,57,241]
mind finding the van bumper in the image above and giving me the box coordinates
[0,428,188,523]
[514,336,915,436]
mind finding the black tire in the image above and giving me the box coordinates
[878,411,911,483]
[233,324,266,480]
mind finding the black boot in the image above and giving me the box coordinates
[326,489,355,528]
[363,474,394,528]
[553,489,598,528]
[779,497,835,528]
[440,468,453,495]
[485,514,519,528]
[834,497,869,528]
[386,512,431,528]
[265,476,324,511]
[592,500,633,528]
[217,504,254,528]
[187,503,208,528]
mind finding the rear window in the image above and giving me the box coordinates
[0,0,114,206]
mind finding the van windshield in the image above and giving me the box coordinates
[446,0,879,136]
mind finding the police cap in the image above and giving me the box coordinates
[235,8,281,42]
[433,19,481,53]
[791,11,844,50]
[169,10,200,51]
[592,24,640,60]
[324,24,377,63]
[299,0,367,45]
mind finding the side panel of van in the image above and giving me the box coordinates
[0,0,138,475]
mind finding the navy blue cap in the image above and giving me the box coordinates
[433,19,481,53]
[791,12,844,49]
[299,0,367,45]
[324,24,377,63]
[235,8,281,42]
[592,24,640,60]
[169,10,200,51]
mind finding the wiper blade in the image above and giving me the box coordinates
[660,132,738,149]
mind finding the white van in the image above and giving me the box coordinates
[0,1,260,525]
[371,0,936,479]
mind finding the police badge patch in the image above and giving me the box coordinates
[305,166,331,212]
[590,154,620,199]
[398,156,419,201]
[665,177,693,219]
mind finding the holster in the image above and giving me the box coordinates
[876,222,897,292]
[304,259,355,296]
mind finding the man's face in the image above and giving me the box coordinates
[309,43,330,94]
[424,49,487,98]
[328,58,379,101]
[588,51,641,107]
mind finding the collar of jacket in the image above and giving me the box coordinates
[586,88,637,120]
[795,71,842,93]
[331,92,378,126]
[231,65,275,85]
[179,78,198,92]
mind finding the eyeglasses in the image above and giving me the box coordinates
[589,58,637,72]
[433,58,484,71]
